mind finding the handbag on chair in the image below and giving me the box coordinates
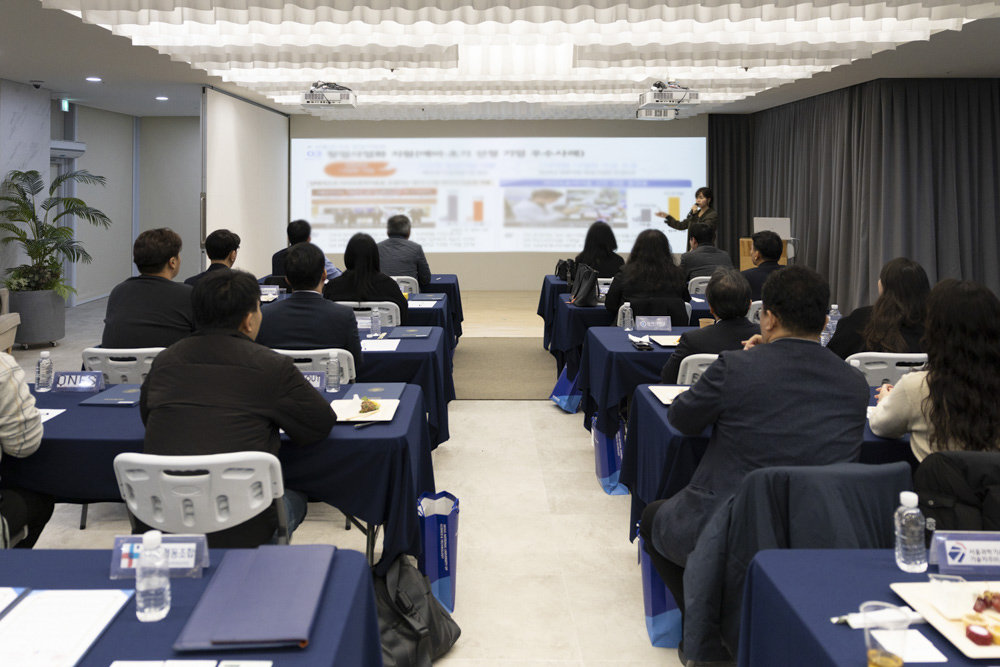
[570,263,599,307]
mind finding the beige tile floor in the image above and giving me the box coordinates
[11,291,681,667]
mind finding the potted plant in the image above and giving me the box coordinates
[0,169,111,345]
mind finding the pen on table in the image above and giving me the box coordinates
[354,422,377,430]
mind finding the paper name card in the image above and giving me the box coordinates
[650,335,682,347]
[361,339,401,351]
[110,534,210,579]
[52,371,104,392]
[636,316,672,331]
[932,531,1000,574]
[301,371,326,390]
[407,300,436,309]
[648,385,689,405]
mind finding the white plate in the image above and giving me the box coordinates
[891,581,1000,658]
[331,398,399,422]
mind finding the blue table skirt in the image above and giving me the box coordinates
[425,274,463,340]
[740,549,984,666]
[537,275,570,351]
[0,548,382,667]
[1,385,434,575]
[407,293,457,350]
[620,384,914,541]
[359,326,455,446]
[549,294,613,376]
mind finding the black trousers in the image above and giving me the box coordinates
[640,499,687,616]
[0,486,55,548]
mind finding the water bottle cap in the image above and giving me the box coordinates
[623,302,630,307]
[142,529,163,549]
[831,304,839,310]
[40,351,50,358]
[900,491,918,508]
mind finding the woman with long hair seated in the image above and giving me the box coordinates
[322,233,408,324]
[604,229,689,321]
[870,279,1000,461]
[827,257,930,359]
[575,220,624,278]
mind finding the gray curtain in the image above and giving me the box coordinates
[709,78,1000,312]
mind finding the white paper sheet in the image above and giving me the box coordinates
[648,385,689,405]
[0,589,132,667]
[0,588,21,613]
[360,339,401,351]
[38,408,65,423]
[650,335,682,347]
[406,300,436,309]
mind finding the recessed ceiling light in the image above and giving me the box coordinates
[155,96,169,101]
[85,76,102,82]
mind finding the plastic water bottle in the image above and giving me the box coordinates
[325,356,341,393]
[894,491,928,573]
[370,309,382,337]
[35,351,54,392]
[135,530,171,622]
[820,304,842,346]
[620,302,634,331]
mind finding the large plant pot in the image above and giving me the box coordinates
[10,290,65,345]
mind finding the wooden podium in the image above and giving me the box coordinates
[739,238,789,271]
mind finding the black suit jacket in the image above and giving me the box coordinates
[826,305,925,360]
[271,248,288,277]
[650,338,869,566]
[256,291,363,371]
[741,261,782,301]
[183,262,229,287]
[660,317,760,383]
[102,275,195,348]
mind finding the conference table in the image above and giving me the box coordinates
[425,273,464,343]
[740,549,987,666]
[0,548,381,666]
[405,292,458,350]
[537,274,571,350]
[548,294,615,377]
[359,325,455,446]
[0,384,435,575]
[620,384,915,540]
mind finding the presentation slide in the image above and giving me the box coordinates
[290,137,706,254]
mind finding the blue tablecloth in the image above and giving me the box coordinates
[406,293,457,350]
[740,549,984,666]
[1,385,434,575]
[537,275,570,351]
[689,296,711,323]
[620,384,914,541]
[549,294,614,376]
[425,274,463,341]
[0,548,381,666]
[359,326,454,446]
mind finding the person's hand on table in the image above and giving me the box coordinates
[875,383,894,403]
[742,334,763,350]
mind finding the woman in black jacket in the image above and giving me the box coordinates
[605,229,689,319]
[323,233,408,324]
[575,220,625,278]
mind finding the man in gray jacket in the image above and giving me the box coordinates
[680,222,733,280]
[377,215,432,289]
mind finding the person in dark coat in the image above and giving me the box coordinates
[184,229,240,287]
[575,220,625,278]
[741,230,783,301]
[323,233,408,324]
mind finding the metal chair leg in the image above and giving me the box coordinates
[79,504,88,529]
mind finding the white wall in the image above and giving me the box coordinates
[138,116,201,281]
[75,105,134,301]
[289,117,709,290]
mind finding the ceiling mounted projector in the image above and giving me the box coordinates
[636,107,681,121]
[637,81,698,119]
[302,82,356,109]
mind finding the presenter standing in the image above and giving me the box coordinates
[656,186,717,232]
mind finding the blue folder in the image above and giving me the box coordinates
[386,326,433,339]
[79,384,142,406]
[174,545,335,651]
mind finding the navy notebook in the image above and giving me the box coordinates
[386,326,433,339]
[174,544,335,651]
[79,384,142,406]
[341,382,407,401]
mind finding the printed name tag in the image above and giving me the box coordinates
[301,371,325,389]
[110,534,209,579]
[636,316,672,331]
[932,531,1000,574]
[52,371,104,392]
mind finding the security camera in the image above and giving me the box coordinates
[29,80,43,90]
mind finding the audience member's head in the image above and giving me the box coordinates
[344,233,381,275]
[624,229,685,290]
[205,229,240,262]
[751,230,782,262]
[695,186,713,207]
[689,222,715,247]
[192,269,261,336]
[386,214,412,238]
[923,279,1000,453]
[133,228,182,275]
[287,219,311,245]
[706,268,752,321]
[580,220,618,261]
[760,266,829,339]
[863,257,931,352]
[284,242,326,291]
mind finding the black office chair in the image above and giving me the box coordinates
[915,451,1000,531]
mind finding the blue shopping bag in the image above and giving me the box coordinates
[591,414,628,495]
[549,366,582,413]
[638,537,682,647]
[417,491,459,613]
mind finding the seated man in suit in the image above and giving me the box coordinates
[102,228,195,348]
[741,230,783,300]
[256,242,362,371]
[184,229,240,287]
[0,352,53,548]
[660,268,760,384]
[639,265,868,618]
[377,214,432,289]
[140,270,336,547]
[680,222,733,280]
[272,219,341,280]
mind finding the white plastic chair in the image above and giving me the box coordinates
[846,352,927,387]
[596,278,613,303]
[688,276,711,296]
[335,301,402,328]
[746,300,763,325]
[272,348,356,383]
[82,347,165,384]
[113,451,289,544]
[677,353,718,385]
[392,276,420,295]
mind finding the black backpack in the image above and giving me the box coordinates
[374,556,461,667]
[555,258,576,283]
